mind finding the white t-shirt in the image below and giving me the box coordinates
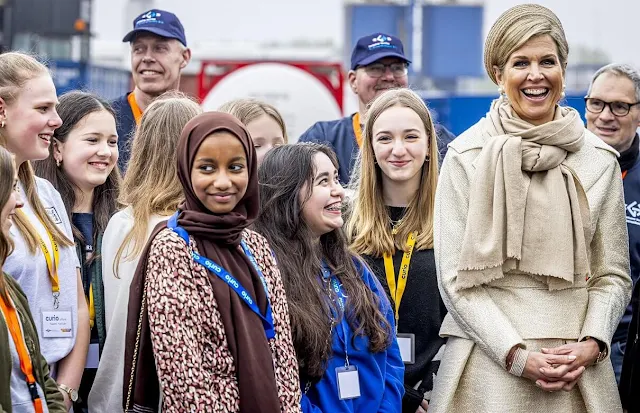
[4,177,80,365]
[89,207,169,413]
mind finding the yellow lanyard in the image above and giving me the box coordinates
[88,284,95,329]
[16,210,61,309]
[352,113,363,148]
[383,232,417,325]
[127,92,143,125]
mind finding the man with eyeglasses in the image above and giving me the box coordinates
[585,63,640,385]
[299,33,455,183]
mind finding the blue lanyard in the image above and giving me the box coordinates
[321,263,351,366]
[167,212,275,340]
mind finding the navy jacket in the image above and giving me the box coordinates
[112,92,136,173]
[299,114,456,184]
[615,150,640,343]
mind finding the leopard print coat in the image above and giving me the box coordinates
[145,227,302,412]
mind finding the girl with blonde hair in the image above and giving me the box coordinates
[430,4,631,412]
[347,88,444,413]
[88,91,202,412]
[218,98,288,164]
[0,52,90,410]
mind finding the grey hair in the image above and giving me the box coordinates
[587,63,640,102]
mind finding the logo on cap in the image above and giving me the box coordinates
[369,35,395,51]
[137,11,163,26]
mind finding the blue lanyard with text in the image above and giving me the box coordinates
[321,263,351,366]
[168,212,275,340]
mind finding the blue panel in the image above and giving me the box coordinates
[423,95,588,136]
[87,66,131,100]
[50,60,131,99]
[346,5,412,70]
[422,5,483,79]
[49,60,86,95]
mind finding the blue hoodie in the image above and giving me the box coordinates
[301,260,405,413]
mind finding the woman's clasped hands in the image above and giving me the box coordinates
[519,339,601,392]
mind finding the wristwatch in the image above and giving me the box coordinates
[58,383,79,402]
[582,336,608,364]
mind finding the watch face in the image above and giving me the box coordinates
[70,389,79,402]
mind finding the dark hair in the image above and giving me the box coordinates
[0,146,15,301]
[34,91,121,254]
[254,143,392,380]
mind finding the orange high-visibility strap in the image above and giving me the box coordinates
[352,113,363,148]
[0,293,44,413]
[127,92,143,125]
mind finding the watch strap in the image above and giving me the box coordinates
[58,383,78,401]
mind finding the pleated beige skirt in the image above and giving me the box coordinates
[429,337,622,413]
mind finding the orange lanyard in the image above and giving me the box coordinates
[0,293,44,413]
[127,92,143,125]
[352,113,363,148]
[622,170,628,180]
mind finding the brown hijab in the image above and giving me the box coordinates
[123,112,280,412]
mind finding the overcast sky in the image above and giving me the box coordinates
[92,0,640,67]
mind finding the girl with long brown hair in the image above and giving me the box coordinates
[0,146,67,412]
[0,52,90,410]
[346,88,445,413]
[88,91,201,412]
[33,90,121,411]
[254,143,404,412]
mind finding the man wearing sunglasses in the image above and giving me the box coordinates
[585,63,640,388]
[299,33,455,183]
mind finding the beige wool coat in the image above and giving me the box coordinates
[431,121,632,413]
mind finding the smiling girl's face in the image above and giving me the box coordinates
[190,131,249,214]
[54,109,119,192]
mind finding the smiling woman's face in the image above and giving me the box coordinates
[190,131,249,214]
[495,34,564,126]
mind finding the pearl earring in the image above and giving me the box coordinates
[560,84,566,99]
[1,120,4,128]
[498,85,505,95]
[56,159,61,167]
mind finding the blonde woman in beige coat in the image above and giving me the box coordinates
[431,4,632,413]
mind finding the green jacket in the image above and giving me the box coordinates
[0,274,66,413]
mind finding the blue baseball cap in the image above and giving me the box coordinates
[350,33,410,70]
[122,9,187,47]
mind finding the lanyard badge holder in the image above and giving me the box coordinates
[15,210,74,339]
[383,231,417,364]
[168,212,275,340]
[322,264,361,401]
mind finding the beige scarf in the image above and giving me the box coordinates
[456,97,591,291]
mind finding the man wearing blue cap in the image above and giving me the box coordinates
[113,9,191,171]
[299,33,455,184]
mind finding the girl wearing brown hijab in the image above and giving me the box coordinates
[122,112,301,412]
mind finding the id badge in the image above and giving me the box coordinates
[86,343,100,369]
[397,333,415,364]
[41,309,74,338]
[336,365,361,400]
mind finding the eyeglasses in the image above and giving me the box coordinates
[584,97,640,117]
[361,62,408,78]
